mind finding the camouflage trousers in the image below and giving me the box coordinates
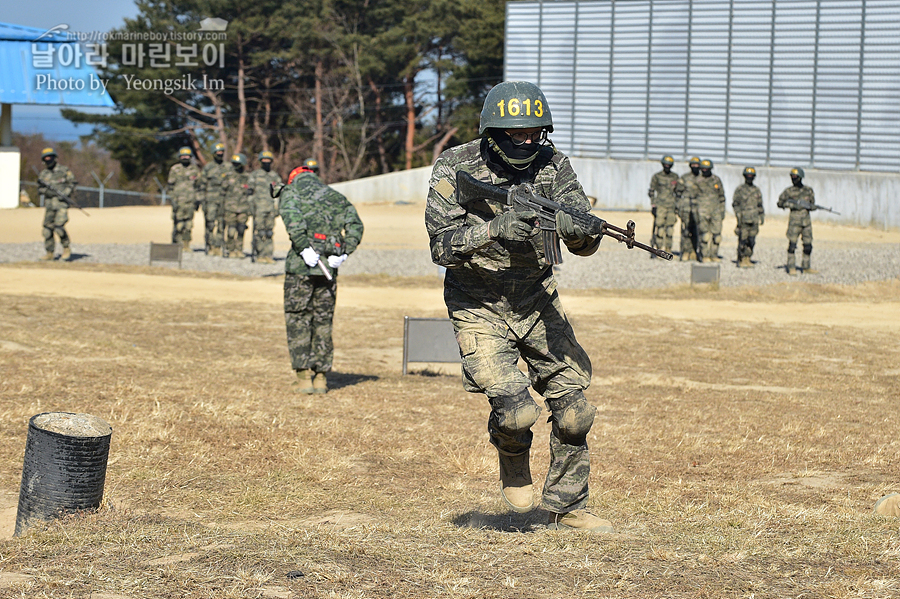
[171,203,195,244]
[224,211,249,255]
[697,204,724,260]
[204,200,224,251]
[735,221,759,260]
[252,211,276,260]
[42,206,69,253]
[450,292,594,513]
[284,273,337,372]
[653,203,677,252]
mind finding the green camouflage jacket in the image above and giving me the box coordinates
[649,170,679,208]
[198,160,229,205]
[279,172,364,277]
[777,184,816,215]
[222,168,252,214]
[696,173,725,210]
[732,183,764,225]
[675,171,701,210]
[167,162,201,208]
[247,168,283,216]
[38,164,77,211]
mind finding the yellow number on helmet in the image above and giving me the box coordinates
[534,100,543,118]
[508,98,521,117]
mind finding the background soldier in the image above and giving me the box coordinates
[167,146,201,250]
[696,159,726,262]
[199,142,228,256]
[248,150,283,263]
[777,167,817,275]
[648,155,678,256]
[675,157,702,261]
[426,80,613,533]
[732,166,765,267]
[280,164,363,394]
[37,147,77,261]
[222,153,252,258]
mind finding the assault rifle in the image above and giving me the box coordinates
[456,171,673,262]
[33,169,89,217]
[782,198,840,215]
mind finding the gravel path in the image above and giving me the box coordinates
[2,238,898,289]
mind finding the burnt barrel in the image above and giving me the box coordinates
[14,412,112,536]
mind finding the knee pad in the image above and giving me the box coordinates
[546,391,596,445]
[787,242,797,254]
[803,244,813,256]
[266,229,274,240]
[489,389,541,436]
[236,223,247,236]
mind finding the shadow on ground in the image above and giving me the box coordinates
[452,509,548,533]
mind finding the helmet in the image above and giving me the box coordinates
[259,150,274,162]
[661,155,674,166]
[790,167,804,179]
[288,165,313,184]
[231,153,247,166]
[743,166,757,177]
[178,146,192,158]
[689,156,701,166]
[479,81,553,135]
[303,158,319,172]
[700,159,713,170]
[41,147,57,159]
[213,142,226,154]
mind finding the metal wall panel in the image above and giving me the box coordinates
[505,0,900,173]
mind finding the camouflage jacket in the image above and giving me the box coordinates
[222,168,252,214]
[198,160,229,205]
[167,162,201,208]
[777,184,816,215]
[247,168,283,216]
[675,171,701,209]
[732,183,764,225]
[696,174,726,210]
[649,170,679,208]
[426,138,599,337]
[279,172,364,277]
[38,164,77,211]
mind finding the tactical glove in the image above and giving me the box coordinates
[327,254,348,268]
[555,211,588,243]
[300,247,320,267]
[489,209,537,242]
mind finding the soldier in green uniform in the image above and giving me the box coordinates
[221,153,252,258]
[248,150,284,264]
[696,159,726,262]
[648,155,679,256]
[425,81,614,533]
[777,167,817,275]
[198,142,229,256]
[280,164,364,394]
[37,147,77,261]
[167,146,201,250]
[675,157,702,261]
[732,166,765,268]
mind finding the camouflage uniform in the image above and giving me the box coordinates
[198,159,229,253]
[675,171,701,260]
[649,169,679,253]
[778,182,816,272]
[221,168,252,257]
[167,161,201,246]
[732,182,764,264]
[280,172,363,373]
[696,172,726,261]
[426,137,602,514]
[38,163,77,255]
[248,167,283,262]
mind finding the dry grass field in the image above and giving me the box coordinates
[0,205,899,598]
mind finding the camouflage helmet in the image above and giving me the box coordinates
[743,166,757,177]
[258,150,274,162]
[178,146,192,158]
[303,158,319,173]
[213,142,226,154]
[790,167,805,179]
[231,152,247,166]
[700,159,713,170]
[661,155,675,166]
[41,147,57,159]
[689,156,701,166]
[479,81,553,135]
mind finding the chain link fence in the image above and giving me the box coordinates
[19,180,163,208]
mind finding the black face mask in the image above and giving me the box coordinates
[180,157,191,166]
[261,162,272,172]
[690,166,700,175]
[489,129,542,166]
[214,152,224,164]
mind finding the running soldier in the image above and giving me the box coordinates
[426,81,614,533]
[777,167,817,275]
[696,159,726,262]
[248,150,283,263]
[167,146,201,250]
[37,147,77,261]
[732,166,765,268]
[280,163,364,394]
[648,155,679,256]
[222,153,252,258]
[199,142,229,255]
[675,157,702,261]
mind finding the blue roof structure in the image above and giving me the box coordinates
[0,22,115,107]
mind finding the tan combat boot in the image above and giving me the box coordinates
[61,247,71,260]
[498,451,534,513]
[40,251,54,261]
[312,372,328,394]
[292,369,314,394]
[547,509,615,533]
[874,493,900,517]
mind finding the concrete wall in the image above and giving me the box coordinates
[333,158,900,230]
[0,147,20,209]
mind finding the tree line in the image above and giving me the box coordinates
[63,0,505,187]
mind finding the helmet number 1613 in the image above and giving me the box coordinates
[496,98,543,118]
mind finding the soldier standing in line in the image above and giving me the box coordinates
[648,155,679,257]
[675,157,702,261]
[732,166,765,268]
[198,142,229,256]
[248,150,283,264]
[37,147,77,261]
[777,167,818,275]
[695,159,726,262]
[426,81,614,533]
[221,153,253,259]
[167,146,201,250]
[280,163,364,395]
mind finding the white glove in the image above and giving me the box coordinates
[300,247,320,267]
[327,254,348,269]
